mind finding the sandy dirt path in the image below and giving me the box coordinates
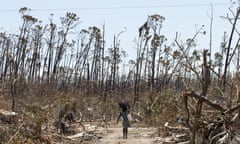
[92,126,157,144]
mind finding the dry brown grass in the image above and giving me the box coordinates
[0,82,184,143]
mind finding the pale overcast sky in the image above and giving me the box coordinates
[0,0,236,59]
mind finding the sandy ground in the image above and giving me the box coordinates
[92,126,158,144]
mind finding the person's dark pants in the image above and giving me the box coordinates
[123,128,128,139]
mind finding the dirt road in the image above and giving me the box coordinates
[92,126,157,144]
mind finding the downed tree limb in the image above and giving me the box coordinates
[0,109,18,116]
[164,122,188,132]
[183,91,240,115]
[225,103,240,114]
[66,132,84,140]
[183,91,225,112]
[7,123,23,144]
[0,109,18,124]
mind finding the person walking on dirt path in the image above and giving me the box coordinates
[117,100,130,139]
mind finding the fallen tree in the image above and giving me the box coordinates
[179,50,240,143]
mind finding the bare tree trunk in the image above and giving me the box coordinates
[11,79,17,111]
[47,23,56,82]
[187,50,211,144]
[101,24,105,94]
[222,8,240,91]
[112,35,117,91]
